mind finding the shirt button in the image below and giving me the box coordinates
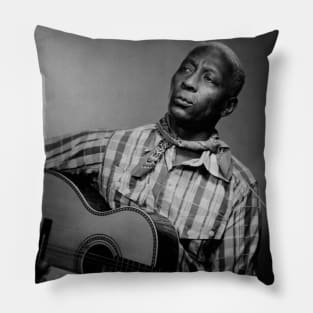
[208,230,215,237]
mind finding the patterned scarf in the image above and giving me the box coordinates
[132,113,231,179]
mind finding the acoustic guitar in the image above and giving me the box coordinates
[36,170,179,281]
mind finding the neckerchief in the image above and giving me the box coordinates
[131,113,232,181]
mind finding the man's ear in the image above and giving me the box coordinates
[220,97,238,117]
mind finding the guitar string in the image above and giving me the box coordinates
[40,220,147,238]
[44,248,153,272]
[46,245,153,271]
[45,249,156,272]
[46,250,154,272]
[38,221,156,270]
[43,242,156,272]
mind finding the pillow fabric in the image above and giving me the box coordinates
[35,25,278,285]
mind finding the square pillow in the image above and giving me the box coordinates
[35,25,278,285]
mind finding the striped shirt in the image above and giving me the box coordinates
[45,124,262,275]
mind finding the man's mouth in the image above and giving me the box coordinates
[173,96,193,107]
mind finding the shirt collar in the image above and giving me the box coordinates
[202,148,233,183]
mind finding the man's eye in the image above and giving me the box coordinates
[204,75,217,85]
[180,65,193,73]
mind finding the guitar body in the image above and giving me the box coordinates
[36,170,179,279]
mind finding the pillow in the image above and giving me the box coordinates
[35,25,278,285]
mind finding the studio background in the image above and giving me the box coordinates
[1,1,313,313]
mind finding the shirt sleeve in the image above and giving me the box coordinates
[44,130,113,189]
[207,182,261,275]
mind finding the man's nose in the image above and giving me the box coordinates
[181,74,198,92]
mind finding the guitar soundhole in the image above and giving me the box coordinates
[82,244,115,273]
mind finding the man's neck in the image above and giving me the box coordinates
[169,115,218,141]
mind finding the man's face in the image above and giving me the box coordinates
[168,48,234,128]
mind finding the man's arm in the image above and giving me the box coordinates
[254,188,274,285]
[207,182,261,275]
[44,129,113,190]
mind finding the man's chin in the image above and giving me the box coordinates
[168,106,192,122]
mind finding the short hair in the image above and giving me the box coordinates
[188,42,246,97]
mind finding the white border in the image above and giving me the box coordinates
[1,1,312,312]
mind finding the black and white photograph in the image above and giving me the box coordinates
[35,26,276,285]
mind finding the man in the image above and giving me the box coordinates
[44,42,273,283]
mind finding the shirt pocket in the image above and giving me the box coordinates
[206,212,229,240]
[180,194,232,240]
[108,165,147,208]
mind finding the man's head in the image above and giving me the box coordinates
[168,42,245,131]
